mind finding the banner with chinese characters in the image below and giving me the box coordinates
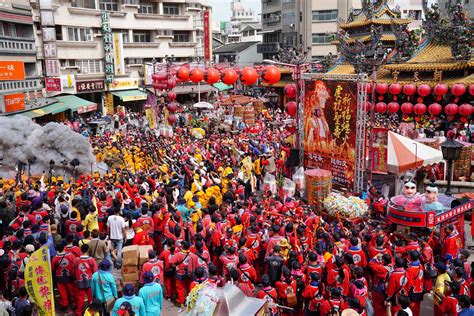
[371,127,388,174]
[145,108,156,129]
[303,80,357,189]
[24,246,55,316]
[105,92,114,115]
[77,80,105,93]
[101,11,114,85]
[204,10,211,61]
[45,77,61,92]
[113,33,125,76]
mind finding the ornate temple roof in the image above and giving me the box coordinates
[340,2,409,30]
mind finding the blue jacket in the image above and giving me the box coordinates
[138,283,163,316]
[112,295,146,316]
[91,270,118,302]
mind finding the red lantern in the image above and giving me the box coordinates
[375,83,388,95]
[190,68,204,83]
[364,101,373,112]
[403,84,416,96]
[417,84,431,97]
[286,101,297,117]
[401,102,413,114]
[167,102,178,113]
[413,103,426,115]
[152,72,167,82]
[221,68,238,85]
[176,67,190,82]
[451,83,466,97]
[444,103,459,116]
[428,103,442,116]
[434,83,448,97]
[240,67,258,86]
[262,65,281,85]
[205,68,220,85]
[152,81,160,90]
[167,78,176,89]
[469,84,474,96]
[167,113,177,125]
[375,102,387,113]
[459,103,472,116]
[387,102,399,113]
[389,83,402,95]
[284,84,297,98]
[167,91,177,101]
[367,83,373,94]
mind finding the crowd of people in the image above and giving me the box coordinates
[0,111,472,316]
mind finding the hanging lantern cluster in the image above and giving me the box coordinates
[283,83,298,117]
[152,71,175,91]
[372,82,472,121]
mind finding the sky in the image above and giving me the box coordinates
[208,0,261,24]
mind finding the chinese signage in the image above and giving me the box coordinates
[101,11,114,85]
[24,246,55,316]
[42,28,56,41]
[77,80,105,93]
[0,61,25,81]
[203,10,211,61]
[371,127,388,174]
[304,80,357,189]
[45,60,60,77]
[113,33,125,76]
[145,108,156,129]
[60,74,76,89]
[4,93,25,112]
[45,77,61,92]
[77,103,98,114]
[105,92,114,115]
[43,43,57,58]
[108,78,139,91]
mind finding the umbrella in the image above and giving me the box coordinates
[387,131,443,173]
[193,101,213,109]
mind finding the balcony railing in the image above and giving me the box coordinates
[0,78,42,94]
[257,42,280,54]
[0,37,36,55]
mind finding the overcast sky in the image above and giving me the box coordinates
[208,0,261,23]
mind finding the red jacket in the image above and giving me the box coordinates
[169,250,191,276]
[442,234,458,260]
[327,266,350,295]
[305,262,323,285]
[406,262,424,295]
[65,218,80,235]
[368,245,392,260]
[136,215,154,235]
[64,245,81,258]
[238,263,256,289]
[348,246,367,268]
[31,210,48,225]
[188,250,210,274]
[302,283,324,311]
[140,258,164,284]
[386,268,408,300]
[257,286,279,315]
[52,252,76,283]
[275,279,297,301]
[320,298,348,315]
[73,255,97,289]
[369,259,393,293]
[159,248,173,272]
[220,254,238,277]
[132,229,154,246]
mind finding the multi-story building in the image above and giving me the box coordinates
[4,0,212,118]
[258,0,312,60]
[438,0,473,16]
[0,0,43,114]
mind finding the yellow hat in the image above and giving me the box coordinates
[193,174,200,180]
[57,176,63,181]
[278,238,290,248]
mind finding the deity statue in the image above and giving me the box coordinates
[421,185,444,214]
[391,181,422,211]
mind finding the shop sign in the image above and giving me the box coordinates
[4,93,25,112]
[0,61,25,81]
[101,11,114,85]
[40,11,54,26]
[60,74,76,89]
[113,33,125,76]
[77,80,105,93]
[108,78,139,91]
[77,103,98,114]
[45,59,60,77]
[42,28,56,41]
[45,77,61,92]
[43,42,57,58]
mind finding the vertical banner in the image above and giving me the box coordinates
[145,108,156,129]
[371,127,388,174]
[304,80,357,189]
[203,10,211,61]
[113,33,125,76]
[105,92,114,115]
[101,11,114,85]
[24,246,55,316]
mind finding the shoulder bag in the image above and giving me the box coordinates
[98,271,115,312]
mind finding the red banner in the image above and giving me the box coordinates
[203,10,210,61]
[4,93,25,112]
[371,127,388,174]
[303,80,357,189]
[45,77,61,92]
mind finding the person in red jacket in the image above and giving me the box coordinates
[132,224,154,246]
[302,272,324,315]
[73,244,98,316]
[257,275,279,316]
[169,240,191,306]
[220,246,238,279]
[64,234,81,257]
[65,211,80,235]
[442,225,459,262]
[386,256,408,316]
[348,237,367,268]
[188,241,210,277]
[326,256,350,296]
[320,287,348,315]
[436,280,460,316]
[189,266,208,291]
[276,266,298,310]
[159,239,175,300]
[135,206,154,235]
[369,253,393,316]
[237,254,256,293]
[406,251,424,316]
[52,243,77,310]
[140,250,164,285]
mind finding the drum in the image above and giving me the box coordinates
[305,169,332,206]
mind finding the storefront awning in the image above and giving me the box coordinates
[18,102,68,118]
[55,95,97,114]
[112,90,148,102]
[213,82,233,91]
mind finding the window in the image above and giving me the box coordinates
[71,0,96,9]
[0,22,17,37]
[163,3,179,15]
[282,13,295,25]
[312,33,331,44]
[133,31,151,43]
[55,25,63,40]
[67,27,93,41]
[113,29,129,42]
[173,31,189,42]
[408,10,422,20]
[139,2,157,14]
[157,29,173,36]
[99,0,118,11]
[75,59,102,74]
[312,10,338,21]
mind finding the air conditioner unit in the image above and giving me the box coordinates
[86,34,94,41]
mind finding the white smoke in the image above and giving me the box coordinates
[0,115,95,178]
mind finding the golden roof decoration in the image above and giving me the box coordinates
[344,34,397,44]
[340,18,411,29]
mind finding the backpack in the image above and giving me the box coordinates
[285,284,298,307]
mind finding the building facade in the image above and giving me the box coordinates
[258,0,312,60]
[0,0,43,113]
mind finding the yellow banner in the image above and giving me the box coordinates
[145,108,156,129]
[24,246,55,316]
[105,92,114,115]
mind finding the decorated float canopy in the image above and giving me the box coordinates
[387,131,443,173]
[193,101,213,109]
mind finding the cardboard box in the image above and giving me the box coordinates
[122,266,138,274]
[122,245,139,259]
[138,245,153,266]
[122,256,138,267]
[122,271,139,284]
